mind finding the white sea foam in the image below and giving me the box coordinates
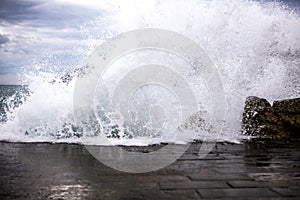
[0,0,299,145]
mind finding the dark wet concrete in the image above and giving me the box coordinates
[0,140,299,199]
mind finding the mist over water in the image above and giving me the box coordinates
[0,0,299,145]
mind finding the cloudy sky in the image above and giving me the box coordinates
[0,0,299,84]
[0,0,121,84]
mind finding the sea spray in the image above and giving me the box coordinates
[0,0,299,145]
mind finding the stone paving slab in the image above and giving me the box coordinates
[188,174,253,181]
[159,181,229,190]
[197,188,279,198]
[0,140,299,199]
[227,180,287,188]
[271,188,300,197]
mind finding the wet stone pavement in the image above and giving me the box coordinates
[0,139,299,199]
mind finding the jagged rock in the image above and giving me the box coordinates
[243,96,300,140]
[273,98,300,113]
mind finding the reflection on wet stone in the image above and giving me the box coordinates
[0,139,299,199]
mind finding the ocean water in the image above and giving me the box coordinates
[0,0,299,145]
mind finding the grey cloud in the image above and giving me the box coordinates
[0,65,19,75]
[0,0,105,29]
[0,34,9,46]
[0,0,46,24]
[0,0,110,77]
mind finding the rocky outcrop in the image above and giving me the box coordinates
[242,96,300,140]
